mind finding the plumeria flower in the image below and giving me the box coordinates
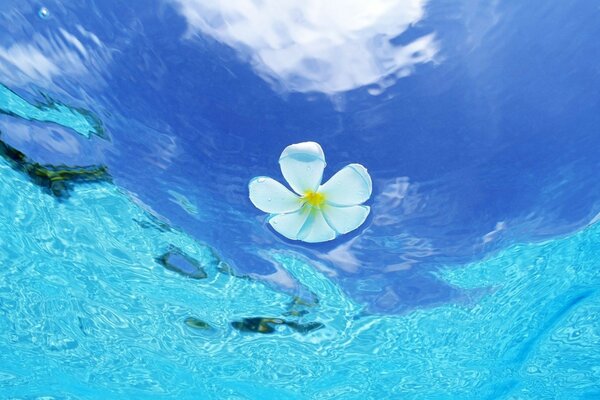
[249,142,372,243]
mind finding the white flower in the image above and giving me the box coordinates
[249,142,372,243]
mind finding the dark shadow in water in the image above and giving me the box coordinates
[156,246,210,279]
[0,134,110,198]
[157,245,325,336]
[230,317,324,335]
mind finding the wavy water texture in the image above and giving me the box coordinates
[0,153,599,398]
[0,17,112,89]
[174,0,438,94]
[0,84,104,138]
[1,1,597,317]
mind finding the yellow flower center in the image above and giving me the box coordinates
[303,191,326,208]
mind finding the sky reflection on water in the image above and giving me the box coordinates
[0,0,599,313]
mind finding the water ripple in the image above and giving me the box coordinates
[1,153,600,398]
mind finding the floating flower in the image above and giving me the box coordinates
[249,142,372,243]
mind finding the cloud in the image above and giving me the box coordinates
[320,237,362,273]
[173,0,439,94]
[0,42,61,83]
[0,25,111,88]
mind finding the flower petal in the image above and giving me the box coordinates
[268,205,311,240]
[297,208,337,243]
[279,142,326,195]
[322,204,370,234]
[249,177,303,213]
[319,163,372,206]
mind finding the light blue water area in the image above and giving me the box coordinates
[0,156,598,398]
[0,84,104,139]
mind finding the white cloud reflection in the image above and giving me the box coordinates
[174,0,439,94]
[482,221,506,244]
[321,237,362,273]
[0,25,110,87]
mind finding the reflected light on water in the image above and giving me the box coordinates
[174,0,439,94]
[0,24,110,87]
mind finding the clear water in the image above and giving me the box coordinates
[1,0,599,398]
[1,152,599,398]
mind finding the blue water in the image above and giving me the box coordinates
[0,0,599,398]
[1,154,599,398]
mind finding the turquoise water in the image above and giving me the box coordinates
[1,154,598,398]
[0,84,103,139]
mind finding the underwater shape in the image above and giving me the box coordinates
[249,141,372,243]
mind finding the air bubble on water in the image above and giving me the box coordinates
[38,7,50,19]
[257,177,266,183]
[267,198,272,202]
[367,85,385,96]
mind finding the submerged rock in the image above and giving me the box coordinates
[231,317,324,335]
[156,246,208,279]
[0,138,110,197]
[184,317,213,330]
[231,317,285,334]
